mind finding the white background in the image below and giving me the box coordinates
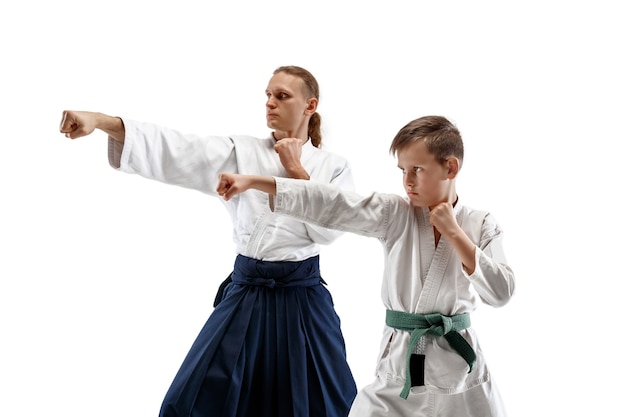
[1,1,624,416]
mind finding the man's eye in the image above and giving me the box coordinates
[277,92,287,99]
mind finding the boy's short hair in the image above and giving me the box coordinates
[389,115,464,166]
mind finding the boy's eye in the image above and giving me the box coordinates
[277,92,287,99]
[398,167,421,174]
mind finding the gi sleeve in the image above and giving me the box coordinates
[108,118,237,196]
[465,212,516,307]
[303,159,357,245]
[273,177,390,239]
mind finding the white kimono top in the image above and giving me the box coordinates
[271,177,516,395]
[107,118,355,261]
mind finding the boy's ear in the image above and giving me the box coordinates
[446,157,460,179]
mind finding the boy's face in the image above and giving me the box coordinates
[397,140,457,208]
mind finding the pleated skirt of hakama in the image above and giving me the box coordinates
[159,255,357,417]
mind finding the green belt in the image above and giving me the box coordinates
[385,310,476,399]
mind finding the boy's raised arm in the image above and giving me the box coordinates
[217,173,277,201]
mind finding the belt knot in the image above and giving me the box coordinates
[385,310,476,399]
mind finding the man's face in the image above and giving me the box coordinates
[265,72,312,138]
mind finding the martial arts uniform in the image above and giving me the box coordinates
[107,119,358,417]
[269,177,516,417]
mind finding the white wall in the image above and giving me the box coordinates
[1,1,624,416]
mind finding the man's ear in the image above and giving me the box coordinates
[305,97,318,115]
[446,157,460,179]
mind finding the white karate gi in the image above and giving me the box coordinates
[271,177,516,417]
[107,118,355,260]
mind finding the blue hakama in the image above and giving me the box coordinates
[159,255,357,417]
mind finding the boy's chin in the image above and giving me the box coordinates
[408,197,428,208]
